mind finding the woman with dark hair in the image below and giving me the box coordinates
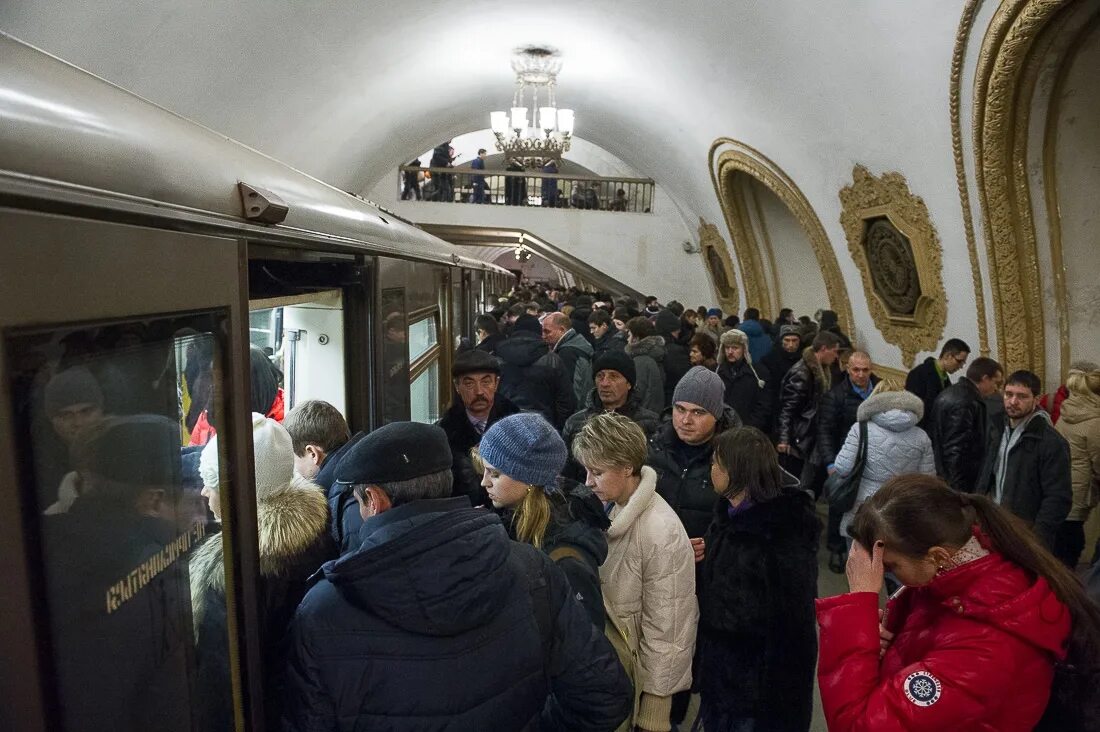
[696,427,821,731]
[818,474,1100,732]
[688,333,718,371]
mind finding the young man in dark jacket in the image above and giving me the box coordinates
[497,314,575,428]
[905,338,970,429]
[281,422,632,732]
[760,325,803,436]
[588,309,622,358]
[776,332,841,494]
[437,350,520,506]
[975,370,1071,549]
[929,356,1004,493]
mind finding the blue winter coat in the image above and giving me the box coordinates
[281,496,632,732]
[739,319,772,363]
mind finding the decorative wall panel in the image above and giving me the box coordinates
[698,218,740,315]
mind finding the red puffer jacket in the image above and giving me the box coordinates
[816,550,1071,731]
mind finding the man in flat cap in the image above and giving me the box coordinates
[282,421,632,732]
[437,349,520,506]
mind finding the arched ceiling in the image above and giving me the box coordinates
[0,0,965,236]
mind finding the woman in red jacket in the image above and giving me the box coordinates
[817,474,1100,732]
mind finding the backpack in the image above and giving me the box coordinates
[548,546,639,731]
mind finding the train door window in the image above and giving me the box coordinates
[408,309,442,424]
[5,311,235,732]
[409,362,440,424]
[380,287,409,423]
[248,290,346,416]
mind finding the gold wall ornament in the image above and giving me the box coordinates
[697,217,740,315]
[708,138,854,335]
[839,165,948,367]
[967,0,1098,385]
[950,0,992,356]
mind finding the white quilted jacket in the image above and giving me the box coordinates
[602,466,698,701]
[834,390,936,534]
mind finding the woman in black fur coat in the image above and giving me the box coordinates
[696,427,821,732]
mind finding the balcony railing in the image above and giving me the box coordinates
[397,166,655,213]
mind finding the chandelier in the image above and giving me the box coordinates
[490,46,574,169]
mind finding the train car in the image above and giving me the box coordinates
[0,33,514,732]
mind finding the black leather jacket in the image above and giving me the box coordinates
[775,349,831,459]
[928,378,988,493]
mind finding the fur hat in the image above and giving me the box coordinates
[780,324,801,338]
[719,330,765,387]
[478,413,567,489]
[672,366,726,418]
[706,307,723,319]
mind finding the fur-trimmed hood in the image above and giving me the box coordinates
[626,334,666,362]
[190,475,330,625]
[800,346,831,394]
[856,389,924,426]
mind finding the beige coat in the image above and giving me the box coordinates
[1056,395,1100,521]
[602,466,698,730]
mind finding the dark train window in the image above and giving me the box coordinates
[6,311,236,731]
[380,287,409,423]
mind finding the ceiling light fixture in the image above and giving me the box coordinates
[490,46,574,169]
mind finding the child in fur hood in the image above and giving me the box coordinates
[191,413,335,728]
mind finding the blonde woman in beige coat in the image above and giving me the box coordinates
[1055,366,1100,568]
[572,412,699,732]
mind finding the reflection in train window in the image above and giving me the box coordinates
[380,288,410,424]
[6,312,235,731]
[249,290,346,416]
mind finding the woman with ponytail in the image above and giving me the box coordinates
[816,474,1100,732]
[477,412,610,628]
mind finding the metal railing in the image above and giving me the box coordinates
[397,166,655,213]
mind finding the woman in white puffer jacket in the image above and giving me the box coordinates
[572,412,698,732]
[833,380,936,537]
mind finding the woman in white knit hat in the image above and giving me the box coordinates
[191,413,334,728]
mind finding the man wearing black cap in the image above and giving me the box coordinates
[562,350,660,480]
[282,422,632,732]
[437,349,520,505]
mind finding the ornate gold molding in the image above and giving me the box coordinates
[708,138,854,335]
[839,166,948,367]
[697,217,740,315]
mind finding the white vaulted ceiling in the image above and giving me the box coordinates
[0,0,985,364]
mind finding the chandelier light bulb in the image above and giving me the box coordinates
[557,109,574,136]
[490,111,509,135]
[539,107,556,132]
[510,107,528,131]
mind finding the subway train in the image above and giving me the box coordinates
[0,34,516,731]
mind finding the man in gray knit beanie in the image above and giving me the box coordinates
[672,366,727,422]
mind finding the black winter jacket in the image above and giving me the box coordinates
[905,356,950,430]
[976,412,1071,548]
[647,405,743,539]
[817,374,880,464]
[716,357,773,431]
[475,332,506,355]
[698,492,821,731]
[760,340,802,434]
[280,497,631,732]
[775,348,832,460]
[437,393,522,507]
[562,389,660,481]
[191,477,335,729]
[662,340,693,406]
[591,329,623,359]
[497,331,575,428]
[929,378,989,493]
[503,481,611,627]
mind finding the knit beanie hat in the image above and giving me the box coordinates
[672,366,726,418]
[512,314,542,335]
[478,413,567,489]
[706,307,723,319]
[199,436,220,490]
[592,350,636,386]
[654,309,681,338]
[45,366,104,417]
[251,413,295,500]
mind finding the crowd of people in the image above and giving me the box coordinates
[28,286,1100,731]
